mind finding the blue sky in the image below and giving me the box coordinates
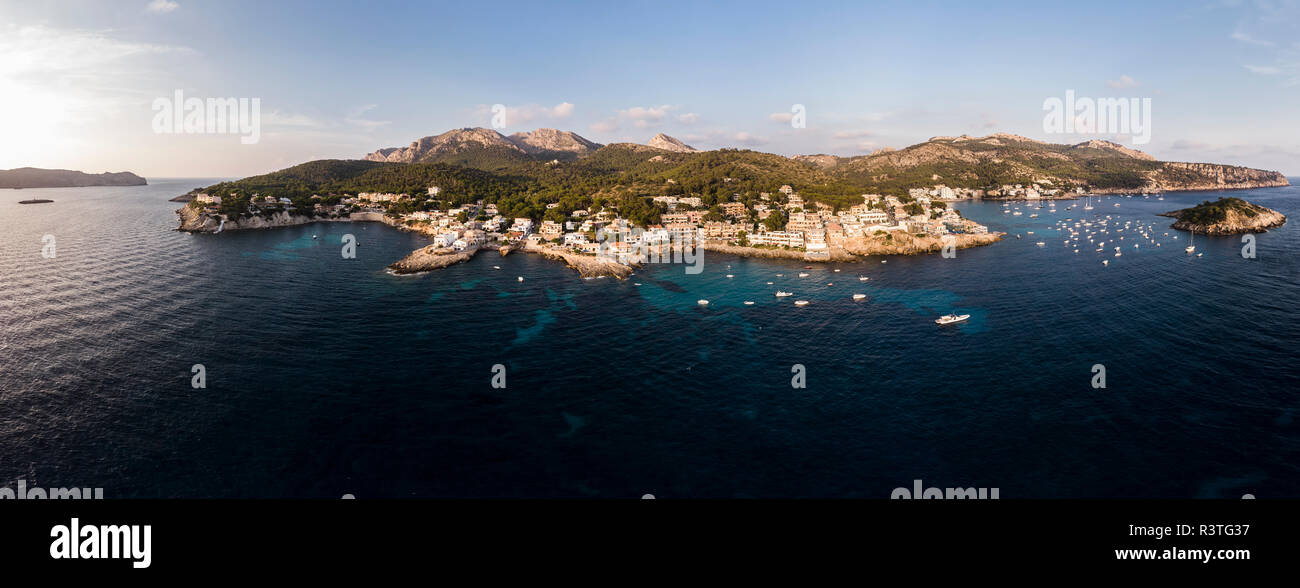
[1,0,1297,176]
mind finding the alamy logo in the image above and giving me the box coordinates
[152,90,261,144]
[0,480,104,500]
[891,480,999,499]
[50,518,151,569]
[1043,90,1151,145]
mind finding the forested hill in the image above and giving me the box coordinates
[203,129,1288,222]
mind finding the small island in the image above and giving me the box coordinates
[0,167,146,189]
[1158,197,1287,235]
[18,199,55,204]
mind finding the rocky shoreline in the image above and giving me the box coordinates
[522,243,638,279]
[388,245,481,274]
[702,232,1003,261]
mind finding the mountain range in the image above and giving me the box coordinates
[203,127,1288,221]
[359,128,1285,191]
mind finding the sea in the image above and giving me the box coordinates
[1,178,1297,498]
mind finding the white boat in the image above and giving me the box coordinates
[493,265,500,269]
[766,281,774,285]
[858,276,869,281]
[1102,260,1109,266]
[881,260,887,264]
[312,234,318,240]
[798,272,809,277]
[743,301,755,305]
[935,313,970,325]
[1185,231,1195,254]
[726,274,734,278]
[775,291,793,297]
[794,300,810,306]
[1196,253,1203,257]
[697,299,709,306]
[833,269,841,273]
[852,294,867,300]
[517,276,524,282]
[1035,241,1045,247]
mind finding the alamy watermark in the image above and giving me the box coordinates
[594,228,703,274]
[152,90,261,144]
[1043,90,1151,145]
[1,480,104,499]
[891,479,999,499]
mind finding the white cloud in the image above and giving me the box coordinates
[832,130,874,139]
[1244,64,1282,74]
[1231,28,1275,47]
[589,118,618,133]
[733,132,765,146]
[677,112,699,124]
[145,0,180,14]
[264,111,322,128]
[619,104,674,128]
[768,112,793,123]
[472,102,574,127]
[344,104,390,130]
[1106,75,1139,89]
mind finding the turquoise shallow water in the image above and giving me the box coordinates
[1,179,1297,497]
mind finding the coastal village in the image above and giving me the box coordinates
[186,182,996,269]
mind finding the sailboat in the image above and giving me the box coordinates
[1185,231,1195,254]
[1083,196,1094,211]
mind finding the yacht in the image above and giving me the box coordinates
[1185,232,1195,254]
[852,294,867,300]
[743,301,755,305]
[775,291,793,297]
[697,299,709,306]
[935,313,970,325]
[858,276,869,281]
[794,300,810,306]
[798,272,810,277]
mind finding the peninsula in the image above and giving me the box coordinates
[1,167,146,189]
[1158,197,1287,235]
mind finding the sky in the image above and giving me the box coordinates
[1,0,1298,177]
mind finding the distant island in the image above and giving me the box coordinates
[1158,197,1287,235]
[18,199,55,204]
[176,127,1290,276]
[0,167,146,189]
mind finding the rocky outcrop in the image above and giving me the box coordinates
[507,128,602,157]
[388,245,480,274]
[363,127,526,163]
[647,133,697,153]
[364,127,604,162]
[0,167,146,188]
[1158,198,1287,235]
[522,243,637,279]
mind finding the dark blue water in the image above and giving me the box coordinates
[2,179,1297,498]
